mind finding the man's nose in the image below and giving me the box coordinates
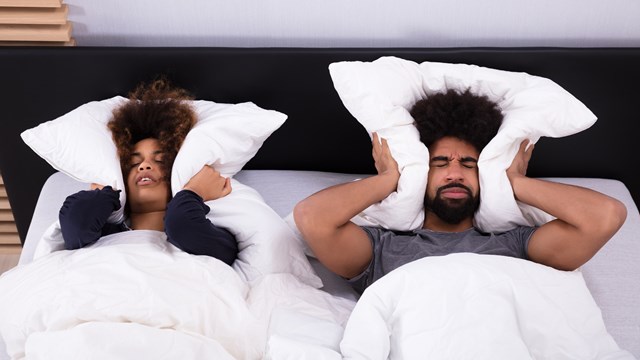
[445,164,465,182]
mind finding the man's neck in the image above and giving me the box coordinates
[423,213,474,232]
[129,210,166,231]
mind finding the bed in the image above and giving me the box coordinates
[0,47,638,359]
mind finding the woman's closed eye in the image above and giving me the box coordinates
[129,148,164,169]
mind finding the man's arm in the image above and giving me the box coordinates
[294,133,400,278]
[507,140,627,271]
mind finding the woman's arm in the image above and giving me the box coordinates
[164,165,237,265]
[164,189,238,265]
[58,186,123,250]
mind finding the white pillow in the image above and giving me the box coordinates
[21,96,323,288]
[329,56,597,232]
[204,180,322,287]
[21,96,128,223]
[170,100,287,191]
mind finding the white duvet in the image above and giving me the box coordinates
[2,233,636,360]
[340,253,635,360]
[0,230,354,360]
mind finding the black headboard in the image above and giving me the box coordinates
[1,47,639,244]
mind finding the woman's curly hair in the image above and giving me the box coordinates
[410,88,503,153]
[108,76,196,183]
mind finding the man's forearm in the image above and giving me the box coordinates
[510,174,626,270]
[295,173,398,229]
[510,175,615,227]
[294,134,400,278]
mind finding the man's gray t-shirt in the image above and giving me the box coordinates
[347,226,537,294]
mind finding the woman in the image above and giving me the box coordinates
[58,77,238,265]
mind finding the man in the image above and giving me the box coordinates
[293,89,626,294]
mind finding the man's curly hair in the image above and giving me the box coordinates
[410,88,503,153]
[108,76,196,183]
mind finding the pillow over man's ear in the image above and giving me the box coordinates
[329,56,597,232]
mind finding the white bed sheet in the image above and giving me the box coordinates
[3,170,639,359]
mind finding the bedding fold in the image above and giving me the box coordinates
[0,230,354,360]
[340,253,635,360]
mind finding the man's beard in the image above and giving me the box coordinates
[425,183,479,225]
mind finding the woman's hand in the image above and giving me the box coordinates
[183,165,232,202]
[90,183,105,190]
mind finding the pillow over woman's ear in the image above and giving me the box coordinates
[169,101,323,288]
[21,96,323,288]
[170,100,286,192]
[20,97,287,224]
[329,56,597,232]
[21,96,128,224]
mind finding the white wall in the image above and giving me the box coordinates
[67,0,640,47]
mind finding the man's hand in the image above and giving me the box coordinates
[372,132,401,193]
[183,165,232,201]
[506,139,534,184]
[292,132,402,279]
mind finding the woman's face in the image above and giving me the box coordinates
[126,138,171,214]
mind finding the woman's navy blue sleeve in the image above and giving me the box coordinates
[164,190,238,266]
[58,186,122,250]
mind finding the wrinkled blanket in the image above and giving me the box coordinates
[340,253,635,360]
[0,230,354,360]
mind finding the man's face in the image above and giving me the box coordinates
[425,136,480,224]
[126,138,171,214]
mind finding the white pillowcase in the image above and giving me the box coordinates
[21,96,129,223]
[170,100,286,192]
[329,56,597,232]
[204,180,322,287]
[21,96,323,288]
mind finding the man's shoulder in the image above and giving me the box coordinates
[483,225,537,239]
[361,225,414,237]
